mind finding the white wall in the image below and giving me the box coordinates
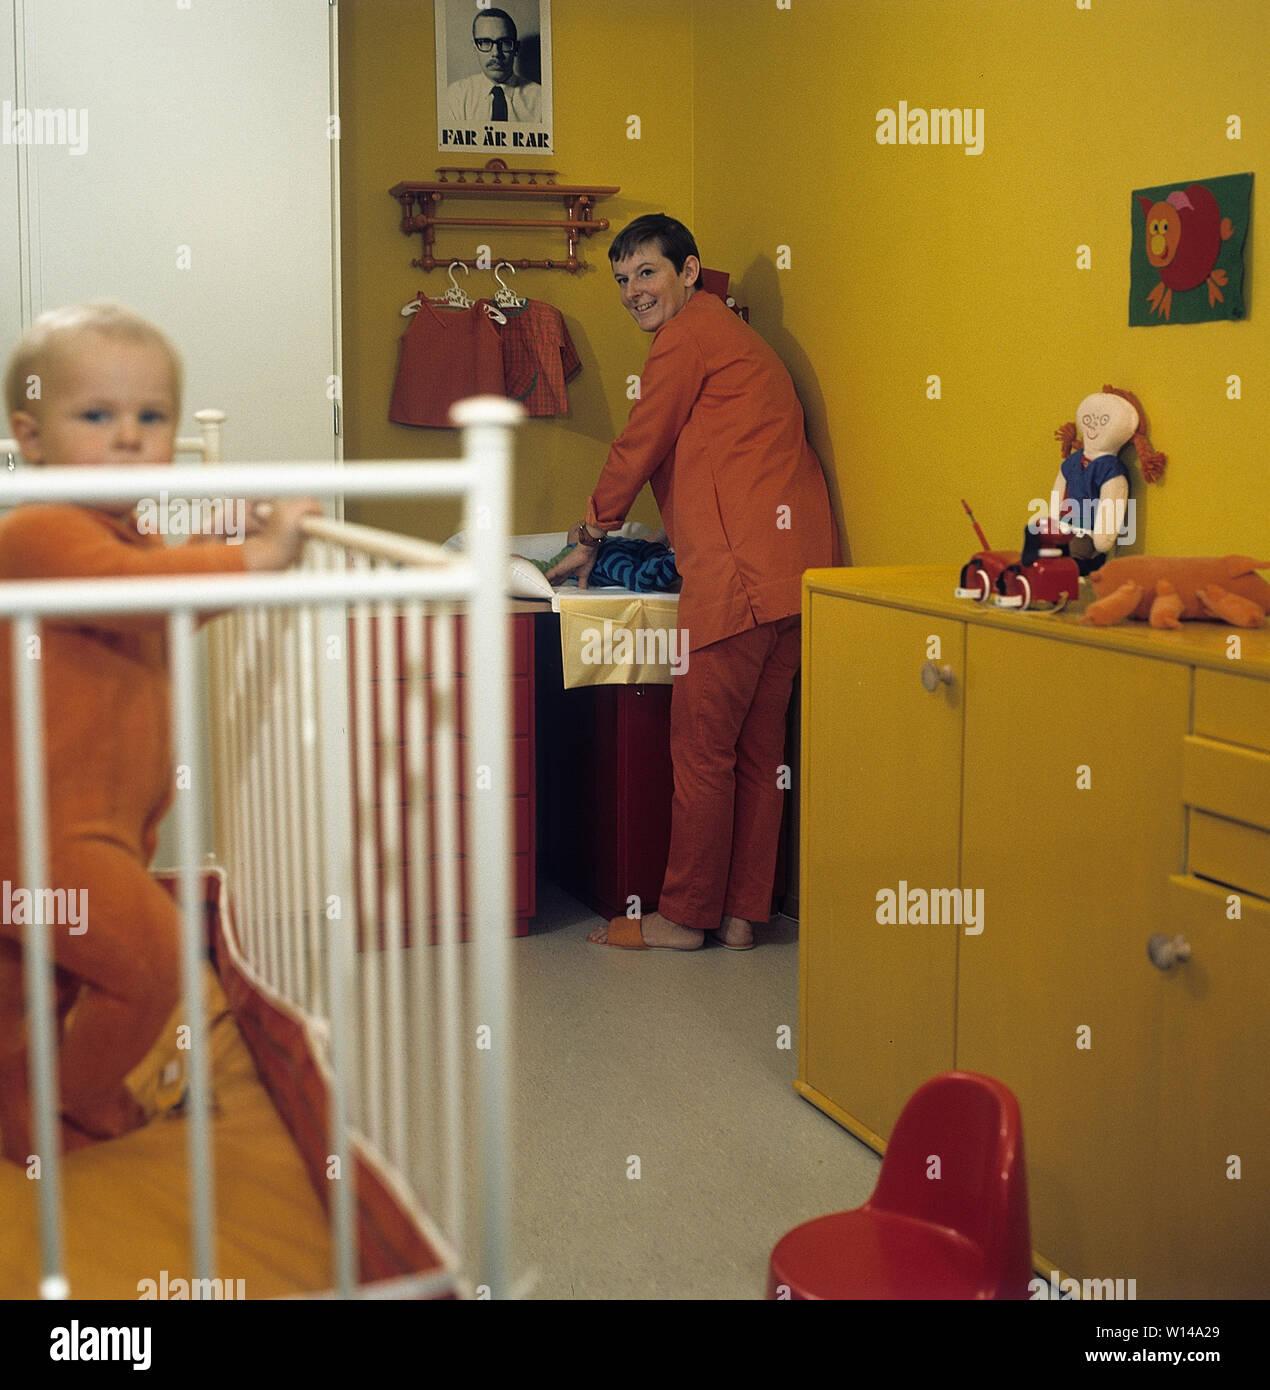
[12,0,339,463]
[2,0,341,864]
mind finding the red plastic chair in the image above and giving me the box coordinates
[768,1071,1033,1299]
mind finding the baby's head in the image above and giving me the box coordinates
[5,301,183,469]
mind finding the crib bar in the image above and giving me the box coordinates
[8,397,521,1302]
[296,597,323,1018]
[402,601,435,1199]
[431,608,465,1260]
[281,609,307,1008]
[253,609,279,992]
[12,616,67,1298]
[0,459,488,505]
[236,622,263,978]
[263,610,285,995]
[374,579,408,1172]
[350,562,380,1145]
[299,515,455,569]
[169,611,216,1283]
[458,401,517,1299]
[269,609,294,1003]
[316,582,357,1301]
[209,618,235,952]
[0,563,488,616]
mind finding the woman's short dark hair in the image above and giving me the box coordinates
[609,214,700,273]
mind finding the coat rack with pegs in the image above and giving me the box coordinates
[390,159,620,273]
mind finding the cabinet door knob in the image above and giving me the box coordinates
[1147,933,1192,970]
[920,660,954,692]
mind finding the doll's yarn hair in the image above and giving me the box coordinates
[1053,384,1166,483]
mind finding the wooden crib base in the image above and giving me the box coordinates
[0,871,455,1300]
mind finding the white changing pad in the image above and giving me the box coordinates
[443,524,679,605]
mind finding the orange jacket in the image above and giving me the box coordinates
[0,505,246,864]
[587,290,839,651]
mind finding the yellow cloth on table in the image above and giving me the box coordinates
[0,963,331,1300]
[556,594,684,688]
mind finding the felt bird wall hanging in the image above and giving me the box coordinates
[1130,173,1251,325]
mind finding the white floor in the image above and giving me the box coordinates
[505,876,883,1301]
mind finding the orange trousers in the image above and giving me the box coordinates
[0,837,180,1152]
[657,615,801,930]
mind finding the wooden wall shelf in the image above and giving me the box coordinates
[390,160,620,273]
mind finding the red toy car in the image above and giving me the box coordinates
[955,503,1081,611]
[956,548,1019,601]
[992,547,1080,609]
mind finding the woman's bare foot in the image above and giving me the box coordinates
[711,915,757,950]
[587,912,704,950]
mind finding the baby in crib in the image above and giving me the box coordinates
[0,301,318,1163]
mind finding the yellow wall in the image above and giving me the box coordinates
[692,0,1267,564]
[339,0,694,539]
[342,0,1267,562]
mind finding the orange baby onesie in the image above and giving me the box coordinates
[0,505,247,1130]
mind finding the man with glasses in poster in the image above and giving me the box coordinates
[445,7,542,126]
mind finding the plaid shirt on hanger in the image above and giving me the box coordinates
[493,300,581,417]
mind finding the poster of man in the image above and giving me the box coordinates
[436,0,554,155]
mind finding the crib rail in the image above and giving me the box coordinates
[0,396,521,1300]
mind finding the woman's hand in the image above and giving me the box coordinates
[546,531,601,588]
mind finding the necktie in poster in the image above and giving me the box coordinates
[436,0,554,155]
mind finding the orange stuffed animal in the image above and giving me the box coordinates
[1082,555,1270,628]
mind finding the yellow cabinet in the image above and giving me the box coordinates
[798,592,963,1148]
[957,625,1189,1288]
[1157,876,1270,1298]
[799,566,1270,1298]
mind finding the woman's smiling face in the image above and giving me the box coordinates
[612,243,700,333]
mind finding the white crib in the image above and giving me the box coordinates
[0,398,522,1299]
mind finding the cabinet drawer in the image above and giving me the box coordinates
[1188,811,1270,901]
[1167,871,1270,929]
[1193,669,1270,753]
[1182,736,1270,831]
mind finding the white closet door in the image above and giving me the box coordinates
[0,0,26,428]
[3,0,341,863]
[17,0,338,463]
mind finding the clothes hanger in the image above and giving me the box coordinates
[493,262,528,309]
[400,262,507,322]
[435,262,507,320]
[440,261,474,308]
